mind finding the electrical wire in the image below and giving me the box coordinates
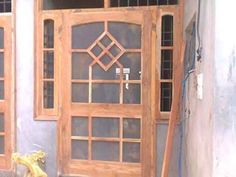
[178,17,197,177]
[196,0,202,61]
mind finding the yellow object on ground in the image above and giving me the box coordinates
[12,151,47,177]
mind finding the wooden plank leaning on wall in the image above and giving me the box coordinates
[161,41,185,177]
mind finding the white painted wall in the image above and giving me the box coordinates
[182,0,214,177]
[15,0,57,176]
[214,1,236,177]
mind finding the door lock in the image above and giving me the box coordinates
[116,68,130,89]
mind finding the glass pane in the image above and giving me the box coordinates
[110,0,118,7]
[100,35,112,47]
[71,83,88,103]
[161,50,173,79]
[139,0,148,6]
[149,0,158,5]
[120,0,128,7]
[162,15,173,46]
[43,51,54,79]
[0,80,4,100]
[0,113,4,132]
[109,44,121,57]
[129,0,138,6]
[111,0,159,7]
[108,22,141,49]
[119,53,141,80]
[0,136,4,154]
[92,117,119,138]
[0,4,3,13]
[5,2,10,12]
[158,0,178,5]
[72,53,93,80]
[71,140,88,160]
[0,28,3,49]
[92,141,119,161]
[0,1,11,12]
[92,84,119,103]
[160,82,172,111]
[43,0,104,10]
[44,19,54,48]
[123,142,140,163]
[91,44,103,57]
[123,84,141,104]
[123,118,140,139]
[99,54,112,66]
[92,63,120,80]
[43,81,54,108]
[72,23,104,49]
[0,52,4,77]
[72,117,88,136]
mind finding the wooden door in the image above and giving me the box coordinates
[0,16,13,169]
[60,10,154,177]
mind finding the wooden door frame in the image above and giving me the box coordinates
[33,0,184,176]
[58,9,156,177]
[0,15,15,170]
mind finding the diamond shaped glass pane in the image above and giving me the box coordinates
[100,35,112,47]
[100,54,112,66]
[109,44,121,57]
[91,44,103,57]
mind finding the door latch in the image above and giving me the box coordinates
[116,68,130,89]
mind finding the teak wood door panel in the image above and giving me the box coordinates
[0,16,13,169]
[60,10,154,177]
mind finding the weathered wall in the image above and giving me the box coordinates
[213,1,236,176]
[15,0,57,176]
[182,0,214,177]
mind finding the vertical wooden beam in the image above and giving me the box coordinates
[161,41,185,177]
[104,0,110,8]
[150,9,158,177]
[142,10,155,177]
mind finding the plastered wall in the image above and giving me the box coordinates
[182,0,214,177]
[15,0,57,176]
[213,1,236,176]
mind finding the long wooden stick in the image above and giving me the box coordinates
[161,41,186,177]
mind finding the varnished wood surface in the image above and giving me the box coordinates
[0,15,14,170]
[34,1,184,176]
[161,42,185,177]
